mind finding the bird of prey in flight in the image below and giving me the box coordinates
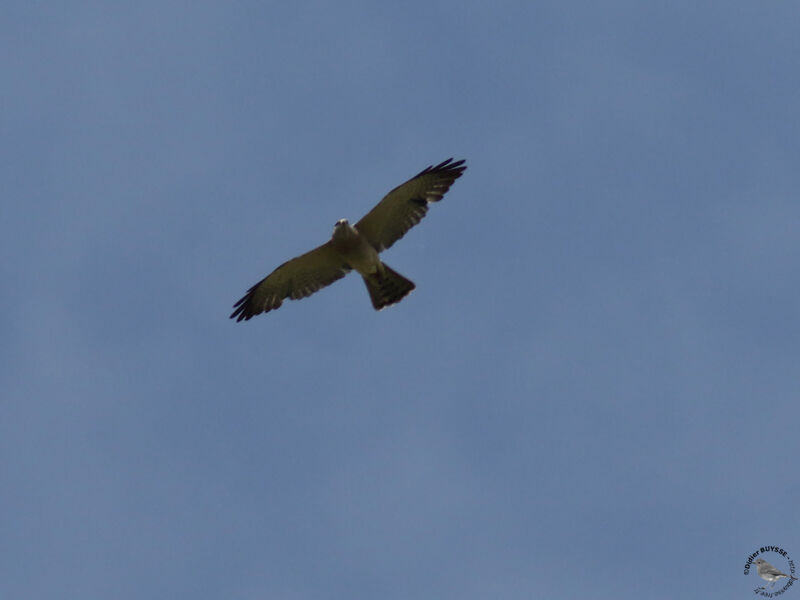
[230,158,467,321]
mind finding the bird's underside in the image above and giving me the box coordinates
[230,158,466,321]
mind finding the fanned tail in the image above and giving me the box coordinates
[362,264,415,310]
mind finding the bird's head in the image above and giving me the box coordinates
[332,218,355,241]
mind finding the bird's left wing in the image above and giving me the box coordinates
[355,158,466,252]
[230,242,351,321]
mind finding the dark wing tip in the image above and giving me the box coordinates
[415,157,467,178]
[229,282,265,321]
[230,295,254,321]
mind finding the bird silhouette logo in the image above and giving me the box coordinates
[745,548,798,597]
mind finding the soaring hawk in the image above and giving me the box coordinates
[230,158,467,321]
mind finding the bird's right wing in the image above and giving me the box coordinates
[355,158,466,252]
[230,242,351,321]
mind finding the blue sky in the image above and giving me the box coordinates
[2,2,799,598]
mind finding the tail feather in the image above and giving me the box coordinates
[363,264,415,310]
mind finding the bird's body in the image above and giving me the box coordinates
[330,219,380,275]
[754,558,798,588]
[230,158,466,321]
[330,218,416,310]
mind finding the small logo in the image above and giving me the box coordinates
[744,546,798,597]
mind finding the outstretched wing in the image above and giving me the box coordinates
[355,158,466,252]
[230,242,351,321]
